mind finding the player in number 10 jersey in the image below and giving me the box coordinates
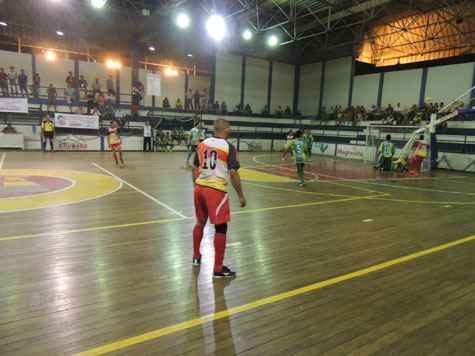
[192,118,246,278]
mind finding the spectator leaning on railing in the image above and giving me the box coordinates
[92,78,101,95]
[32,72,41,98]
[8,66,18,96]
[65,82,75,113]
[47,84,57,112]
[18,69,28,97]
[79,75,88,98]
[0,67,8,96]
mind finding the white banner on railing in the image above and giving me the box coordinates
[146,72,161,96]
[313,142,335,156]
[54,113,99,130]
[0,97,28,113]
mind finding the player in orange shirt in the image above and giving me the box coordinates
[409,135,429,177]
[106,120,123,165]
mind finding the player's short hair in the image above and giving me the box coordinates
[419,134,424,140]
[295,130,303,138]
[386,134,391,140]
[213,118,230,132]
[194,121,200,127]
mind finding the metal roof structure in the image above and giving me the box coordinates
[0,0,473,68]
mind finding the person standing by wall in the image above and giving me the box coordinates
[17,69,28,97]
[185,88,194,110]
[143,121,152,152]
[32,72,41,99]
[8,66,18,96]
[41,115,55,153]
[0,68,8,95]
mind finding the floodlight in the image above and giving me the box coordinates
[243,30,252,40]
[206,15,226,41]
[106,59,115,68]
[149,46,155,51]
[268,35,278,46]
[56,30,64,36]
[45,51,56,61]
[187,54,193,57]
[114,61,121,69]
[0,21,7,26]
[91,0,107,8]
[172,69,179,76]
[177,13,190,28]
[165,68,173,76]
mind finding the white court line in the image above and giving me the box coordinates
[226,242,242,247]
[352,180,475,196]
[0,153,6,172]
[92,162,187,218]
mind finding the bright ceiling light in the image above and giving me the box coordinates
[206,14,226,41]
[172,69,179,76]
[165,68,173,76]
[268,35,278,46]
[0,21,7,26]
[56,30,64,36]
[176,13,190,28]
[187,54,193,57]
[243,30,252,40]
[149,46,155,51]
[91,0,107,8]
[114,61,121,69]
[45,51,56,61]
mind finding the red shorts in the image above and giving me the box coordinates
[194,185,230,225]
[110,143,121,150]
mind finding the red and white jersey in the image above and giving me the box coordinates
[194,137,240,192]
[107,127,120,144]
[286,134,294,141]
[415,140,429,157]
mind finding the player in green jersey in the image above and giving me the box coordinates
[304,130,314,161]
[186,122,201,165]
[285,130,308,187]
[177,126,185,145]
[377,134,396,182]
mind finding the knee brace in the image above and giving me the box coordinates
[215,223,228,235]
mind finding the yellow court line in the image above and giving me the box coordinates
[319,180,390,197]
[72,233,475,356]
[366,196,475,205]
[243,181,363,198]
[0,197,363,242]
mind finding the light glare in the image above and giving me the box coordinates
[56,30,64,36]
[243,30,252,40]
[91,0,107,8]
[149,46,155,51]
[177,13,190,28]
[114,61,121,69]
[172,69,179,76]
[206,15,226,41]
[0,21,7,26]
[268,35,278,46]
[45,51,56,61]
[165,68,173,76]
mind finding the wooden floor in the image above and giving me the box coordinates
[1,150,475,356]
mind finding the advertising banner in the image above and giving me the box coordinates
[0,98,28,113]
[54,113,99,130]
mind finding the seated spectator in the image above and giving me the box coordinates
[284,106,291,119]
[91,104,101,117]
[65,82,75,113]
[319,107,328,125]
[86,90,95,114]
[18,69,28,97]
[114,107,126,127]
[92,78,101,95]
[31,72,41,98]
[394,102,403,123]
[244,103,252,116]
[220,101,227,115]
[262,105,270,116]
[365,104,376,120]
[79,75,88,98]
[345,106,354,125]
[0,67,8,96]
[233,103,242,115]
[175,98,183,109]
[213,101,220,114]
[46,83,57,112]
[75,104,85,115]
[162,97,170,109]
[275,105,283,118]
[2,123,17,134]
[96,92,106,113]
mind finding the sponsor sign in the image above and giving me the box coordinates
[0,97,28,113]
[313,142,335,156]
[54,113,99,130]
[56,135,101,150]
[146,72,161,96]
[336,144,365,160]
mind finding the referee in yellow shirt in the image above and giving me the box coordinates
[41,115,55,152]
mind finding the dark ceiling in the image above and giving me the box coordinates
[0,0,472,71]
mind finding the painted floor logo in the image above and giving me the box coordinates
[0,169,122,212]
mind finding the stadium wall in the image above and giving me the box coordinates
[244,56,269,113]
[298,62,322,117]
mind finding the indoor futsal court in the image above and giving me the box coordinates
[1,150,475,355]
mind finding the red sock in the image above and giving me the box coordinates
[193,225,204,259]
[113,151,118,162]
[214,233,226,272]
[119,151,123,160]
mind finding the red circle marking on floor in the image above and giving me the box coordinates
[0,175,74,199]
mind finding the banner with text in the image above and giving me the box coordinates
[56,135,101,150]
[336,144,366,160]
[146,73,161,96]
[54,113,99,130]
[312,142,336,156]
[0,97,28,113]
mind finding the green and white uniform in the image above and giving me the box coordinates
[304,133,314,160]
[186,127,202,164]
[378,140,395,179]
[285,138,307,183]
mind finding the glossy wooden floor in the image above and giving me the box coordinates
[1,150,475,356]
